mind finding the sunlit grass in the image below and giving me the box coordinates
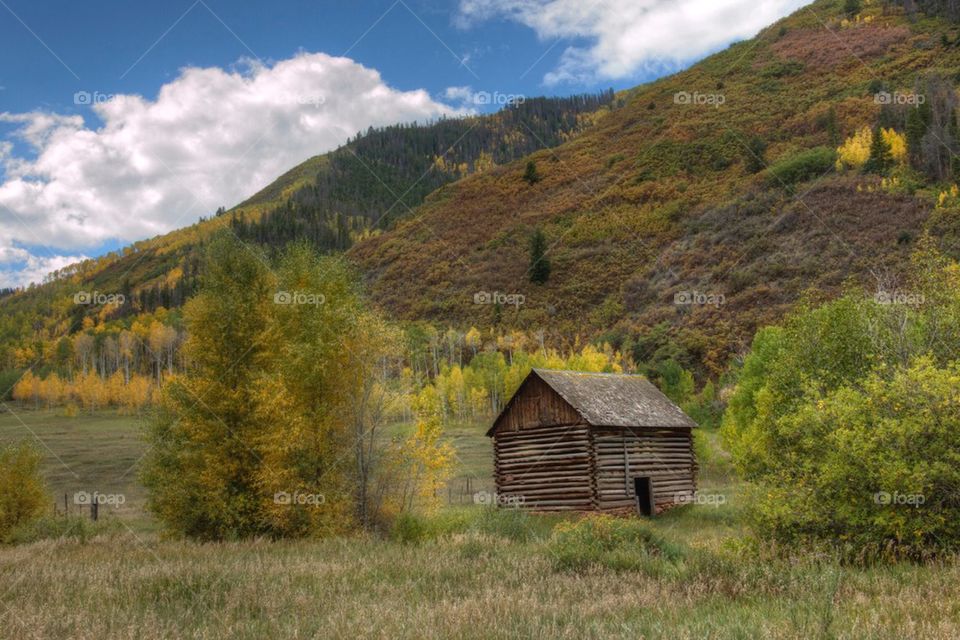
[3,411,959,638]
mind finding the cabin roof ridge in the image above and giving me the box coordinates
[487,368,697,436]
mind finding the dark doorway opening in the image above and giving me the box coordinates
[634,477,654,517]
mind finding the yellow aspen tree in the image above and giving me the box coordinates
[881,128,907,165]
[835,126,872,170]
[12,371,36,406]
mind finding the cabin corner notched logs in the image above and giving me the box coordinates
[486,369,698,514]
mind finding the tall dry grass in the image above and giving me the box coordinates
[1,512,958,640]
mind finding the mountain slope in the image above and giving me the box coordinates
[349,0,960,373]
[0,93,615,367]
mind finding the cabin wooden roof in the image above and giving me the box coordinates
[487,368,697,436]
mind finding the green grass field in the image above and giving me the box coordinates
[1,409,958,639]
[0,408,151,528]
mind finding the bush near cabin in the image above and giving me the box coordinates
[722,239,960,560]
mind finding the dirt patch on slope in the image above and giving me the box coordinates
[768,25,911,70]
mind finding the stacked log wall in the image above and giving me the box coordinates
[592,427,696,513]
[492,423,594,510]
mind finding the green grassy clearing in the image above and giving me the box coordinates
[1,410,958,639]
[0,408,150,528]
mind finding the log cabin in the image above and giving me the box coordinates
[486,369,697,515]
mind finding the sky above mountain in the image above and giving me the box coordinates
[0,0,808,287]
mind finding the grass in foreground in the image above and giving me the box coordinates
[1,508,959,640]
[2,410,958,639]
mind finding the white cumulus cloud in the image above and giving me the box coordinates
[0,245,88,289]
[457,0,810,84]
[0,52,465,287]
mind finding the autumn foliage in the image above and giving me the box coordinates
[140,236,455,540]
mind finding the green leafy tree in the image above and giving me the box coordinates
[141,233,275,540]
[254,244,373,536]
[528,227,551,284]
[653,359,695,405]
[844,0,861,16]
[767,358,960,558]
[142,236,440,539]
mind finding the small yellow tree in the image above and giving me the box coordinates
[0,443,47,542]
[881,128,907,166]
[12,371,39,407]
[836,126,872,170]
[399,417,455,514]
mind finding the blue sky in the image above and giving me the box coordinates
[0,0,616,117]
[0,0,809,287]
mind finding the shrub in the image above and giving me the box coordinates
[744,359,960,561]
[8,515,123,545]
[723,242,960,559]
[0,443,48,543]
[764,147,836,187]
[391,512,429,544]
[546,515,684,572]
[470,507,550,543]
[760,60,804,78]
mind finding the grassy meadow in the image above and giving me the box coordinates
[1,409,959,639]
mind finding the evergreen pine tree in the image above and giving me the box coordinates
[949,108,960,179]
[905,103,929,167]
[744,136,768,174]
[863,126,894,175]
[825,106,840,147]
[523,160,541,185]
[528,228,551,284]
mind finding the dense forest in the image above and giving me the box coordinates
[230,92,615,252]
